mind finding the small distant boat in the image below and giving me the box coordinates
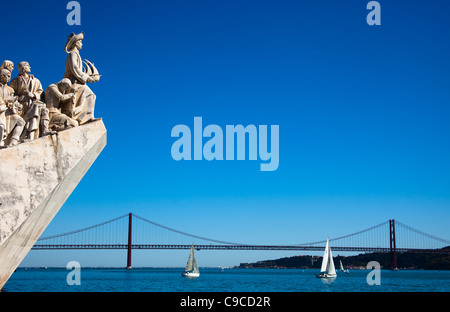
[316,238,337,279]
[340,260,349,274]
[182,244,200,278]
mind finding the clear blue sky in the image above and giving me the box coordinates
[3,0,450,267]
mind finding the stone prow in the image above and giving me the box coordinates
[0,120,106,290]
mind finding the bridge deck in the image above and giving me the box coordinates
[31,244,448,254]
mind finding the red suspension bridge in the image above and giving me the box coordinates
[32,213,450,269]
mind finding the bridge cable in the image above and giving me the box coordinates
[395,221,450,245]
[37,214,130,241]
[133,214,244,246]
[294,220,390,246]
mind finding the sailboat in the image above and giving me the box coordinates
[340,260,349,274]
[182,244,200,278]
[316,238,337,279]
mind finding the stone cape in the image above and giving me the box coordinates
[0,119,106,290]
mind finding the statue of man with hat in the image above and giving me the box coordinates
[64,32,99,125]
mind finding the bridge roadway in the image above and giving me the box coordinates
[31,244,447,254]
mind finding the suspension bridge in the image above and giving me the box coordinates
[32,213,450,269]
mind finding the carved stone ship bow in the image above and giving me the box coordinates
[83,59,101,82]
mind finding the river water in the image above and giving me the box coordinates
[3,267,449,292]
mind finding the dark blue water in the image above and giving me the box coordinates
[3,268,449,292]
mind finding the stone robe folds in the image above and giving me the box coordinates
[10,74,46,137]
[0,83,25,143]
[10,74,43,115]
[0,100,6,142]
[64,50,96,125]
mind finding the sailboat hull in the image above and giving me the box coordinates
[316,273,337,279]
[182,272,200,278]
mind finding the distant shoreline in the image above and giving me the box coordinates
[237,249,450,271]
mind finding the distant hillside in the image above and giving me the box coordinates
[238,247,450,270]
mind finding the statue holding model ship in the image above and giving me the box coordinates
[0,32,101,148]
[64,32,101,126]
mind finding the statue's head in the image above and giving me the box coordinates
[0,69,11,84]
[75,40,83,50]
[58,78,72,93]
[65,33,84,53]
[18,62,31,75]
[0,60,14,73]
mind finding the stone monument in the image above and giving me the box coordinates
[0,33,106,290]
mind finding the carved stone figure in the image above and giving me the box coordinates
[0,70,17,108]
[0,33,103,147]
[10,62,43,114]
[0,99,6,147]
[0,60,14,77]
[64,33,99,125]
[26,100,53,138]
[0,69,25,147]
[10,62,49,139]
[45,78,78,131]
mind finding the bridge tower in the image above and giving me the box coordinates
[126,213,133,269]
[389,219,397,270]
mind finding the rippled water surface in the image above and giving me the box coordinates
[4,268,449,292]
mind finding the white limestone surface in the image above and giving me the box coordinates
[0,119,106,289]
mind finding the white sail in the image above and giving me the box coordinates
[185,244,195,271]
[192,254,199,273]
[340,260,344,272]
[320,238,330,273]
[326,243,336,276]
[186,246,194,271]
